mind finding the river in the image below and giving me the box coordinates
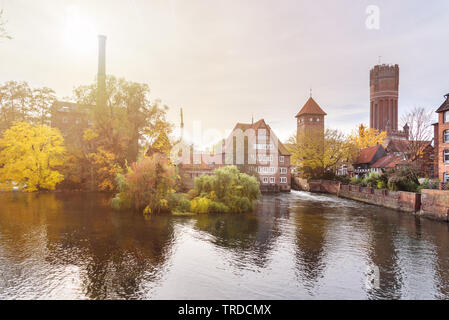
[0,191,448,300]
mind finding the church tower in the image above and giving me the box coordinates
[295,96,327,140]
[370,64,399,133]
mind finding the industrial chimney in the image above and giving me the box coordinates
[97,35,107,109]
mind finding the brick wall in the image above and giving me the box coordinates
[292,179,449,221]
[420,189,449,221]
[338,184,420,213]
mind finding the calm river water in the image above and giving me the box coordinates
[0,191,448,300]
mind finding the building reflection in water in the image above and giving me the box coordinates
[291,202,329,294]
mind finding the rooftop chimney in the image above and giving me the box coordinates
[97,35,107,108]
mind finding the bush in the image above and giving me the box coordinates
[190,165,261,214]
[416,178,439,193]
[386,168,419,192]
[334,175,350,185]
[350,176,362,185]
[209,201,230,213]
[111,154,177,213]
[190,197,211,214]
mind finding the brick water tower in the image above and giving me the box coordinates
[369,64,399,133]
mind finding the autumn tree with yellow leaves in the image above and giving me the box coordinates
[347,124,387,163]
[288,129,352,179]
[0,122,66,191]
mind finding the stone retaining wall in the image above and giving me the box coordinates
[420,189,449,221]
[293,178,449,221]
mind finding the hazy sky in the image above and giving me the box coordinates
[1,0,449,143]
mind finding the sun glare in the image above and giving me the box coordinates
[63,5,97,55]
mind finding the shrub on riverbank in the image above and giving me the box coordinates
[347,168,426,193]
[189,165,261,214]
[111,154,177,213]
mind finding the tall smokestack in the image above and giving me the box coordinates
[97,35,107,108]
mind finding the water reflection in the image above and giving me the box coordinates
[0,191,448,299]
[0,193,175,299]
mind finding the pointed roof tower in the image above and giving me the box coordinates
[295,97,327,118]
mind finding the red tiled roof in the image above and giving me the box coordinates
[354,145,383,164]
[371,155,403,169]
[387,139,432,153]
[231,119,291,156]
[387,139,409,153]
[295,97,327,117]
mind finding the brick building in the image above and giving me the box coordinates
[433,93,449,183]
[51,101,93,147]
[223,119,292,192]
[295,96,326,140]
[369,64,409,141]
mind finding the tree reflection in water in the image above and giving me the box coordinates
[0,191,448,299]
[0,193,175,299]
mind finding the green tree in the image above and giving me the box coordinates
[73,76,172,165]
[0,81,56,131]
[192,166,261,213]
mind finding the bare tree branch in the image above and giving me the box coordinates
[401,106,433,165]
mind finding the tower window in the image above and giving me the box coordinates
[444,130,449,143]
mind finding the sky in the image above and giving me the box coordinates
[1,0,449,145]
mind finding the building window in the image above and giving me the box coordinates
[316,118,320,122]
[280,177,287,184]
[280,168,287,174]
[270,177,275,184]
[444,172,449,183]
[62,117,68,123]
[279,156,284,163]
[263,177,268,184]
[444,150,449,163]
[75,119,80,125]
[310,118,313,122]
[445,111,449,123]
[444,130,449,143]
